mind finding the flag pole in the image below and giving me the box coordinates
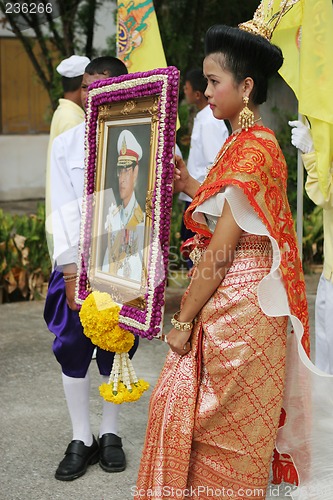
[296,111,303,260]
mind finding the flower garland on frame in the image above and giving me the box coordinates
[76,67,180,341]
[79,290,149,404]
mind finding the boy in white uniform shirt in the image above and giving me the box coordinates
[45,54,90,263]
[44,56,139,481]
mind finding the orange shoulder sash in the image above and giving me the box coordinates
[185,125,310,353]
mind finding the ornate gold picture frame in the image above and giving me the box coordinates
[76,67,179,339]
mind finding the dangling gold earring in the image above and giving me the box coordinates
[238,96,254,131]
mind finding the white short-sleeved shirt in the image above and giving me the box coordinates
[50,121,85,266]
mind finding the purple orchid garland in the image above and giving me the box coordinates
[76,67,180,340]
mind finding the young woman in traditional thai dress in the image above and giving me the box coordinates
[134,23,310,499]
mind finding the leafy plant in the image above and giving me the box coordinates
[0,210,17,271]
[302,205,324,272]
[176,101,191,161]
[14,203,51,278]
[168,196,187,271]
[0,203,51,302]
[0,209,28,301]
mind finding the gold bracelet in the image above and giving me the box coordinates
[171,310,193,332]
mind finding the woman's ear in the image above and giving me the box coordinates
[243,77,254,98]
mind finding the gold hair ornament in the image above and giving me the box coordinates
[238,0,300,41]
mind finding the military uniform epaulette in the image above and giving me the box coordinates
[134,205,144,223]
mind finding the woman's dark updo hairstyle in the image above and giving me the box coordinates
[205,25,283,105]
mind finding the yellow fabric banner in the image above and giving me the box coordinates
[268,0,333,199]
[117,0,167,72]
[116,0,180,130]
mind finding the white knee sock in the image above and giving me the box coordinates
[62,372,93,446]
[99,376,121,438]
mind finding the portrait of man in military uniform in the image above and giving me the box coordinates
[101,129,145,283]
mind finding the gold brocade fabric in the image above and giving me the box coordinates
[135,234,287,499]
[182,126,309,487]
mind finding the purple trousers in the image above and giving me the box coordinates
[44,270,139,378]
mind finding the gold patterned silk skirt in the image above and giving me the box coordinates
[135,233,288,500]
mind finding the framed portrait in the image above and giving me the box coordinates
[76,67,180,339]
[93,118,152,293]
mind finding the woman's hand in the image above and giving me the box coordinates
[174,155,200,199]
[166,327,192,356]
[174,155,190,193]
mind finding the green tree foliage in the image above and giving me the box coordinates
[155,0,259,78]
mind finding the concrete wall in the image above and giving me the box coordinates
[0,135,49,201]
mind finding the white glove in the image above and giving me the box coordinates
[288,120,314,154]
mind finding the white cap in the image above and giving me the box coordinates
[117,130,143,167]
[56,55,90,78]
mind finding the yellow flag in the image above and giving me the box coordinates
[117,0,167,72]
[116,0,180,129]
[270,0,333,199]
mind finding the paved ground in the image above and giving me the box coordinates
[0,197,321,500]
[0,288,178,500]
[0,272,320,500]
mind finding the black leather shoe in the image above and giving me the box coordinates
[99,433,126,472]
[55,436,99,481]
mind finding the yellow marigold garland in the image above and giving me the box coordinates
[79,291,149,403]
[100,352,150,404]
[79,291,134,353]
[100,380,150,404]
